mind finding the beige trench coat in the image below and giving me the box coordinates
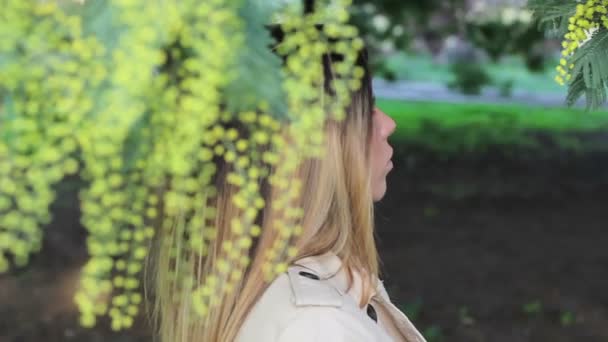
[236,252,426,342]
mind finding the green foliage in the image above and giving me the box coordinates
[349,0,465,79]
[447,62,492,95]
[498,79,515,98]
[353,0,460,23]
[567,29,608,108]
[423,324,445,342]
[522,300,543,316]
[223,1,287,115]
[398,297,444,342]
[401,297,424,321]
[351,0,460,45]
[529,0,608,110]
[560,310,576,326]
[465,6,545,68]
[0,0,364,332]
[529,0,577,36]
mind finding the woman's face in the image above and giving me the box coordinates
[370,106,396,201]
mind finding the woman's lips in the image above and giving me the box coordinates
[387,160,393,171]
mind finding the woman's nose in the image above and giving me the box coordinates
[379,109,396,138]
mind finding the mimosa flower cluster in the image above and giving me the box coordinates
[0,0,364,331]
[555,0,608,85]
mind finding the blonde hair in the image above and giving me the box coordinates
[147,44,378,342]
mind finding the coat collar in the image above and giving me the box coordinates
[293,252,377,304]
[291,252,427,342]
[293,252,343,279]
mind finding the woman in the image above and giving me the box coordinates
[150,24,426,342]
[234,32,425,342]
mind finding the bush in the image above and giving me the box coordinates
[498,79,515,98]
[447,62,492,95]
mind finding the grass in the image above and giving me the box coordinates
[377,98,608,155]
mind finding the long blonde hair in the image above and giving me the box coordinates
[147,36,378,342]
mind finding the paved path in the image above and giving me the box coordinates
[372,79,599,108]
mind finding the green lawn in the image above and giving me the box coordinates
[377,99,608,155]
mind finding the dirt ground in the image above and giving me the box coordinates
[376,186,608,342]
[1,156,607,342]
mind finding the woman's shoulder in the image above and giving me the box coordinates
[236,264,372,342]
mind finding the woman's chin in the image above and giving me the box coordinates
[372,180,387,202]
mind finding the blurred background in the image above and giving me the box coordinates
[2,0,608,341]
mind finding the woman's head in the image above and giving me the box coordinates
[316,41,396,203]
[151,23,395,342]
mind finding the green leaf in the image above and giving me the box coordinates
[560,311,575,327]
[568,29,608,110]
[566,73,586,107]
[522,300,543,315]
[528,0,576,37]
[223,1,287,117]
[77,0,123,53]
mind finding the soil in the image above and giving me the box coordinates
[1,153,607,342]
[377,188,608,342]
[374,149,608,342]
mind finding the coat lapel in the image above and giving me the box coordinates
[372,281,427,342]
[294,253,427,342]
